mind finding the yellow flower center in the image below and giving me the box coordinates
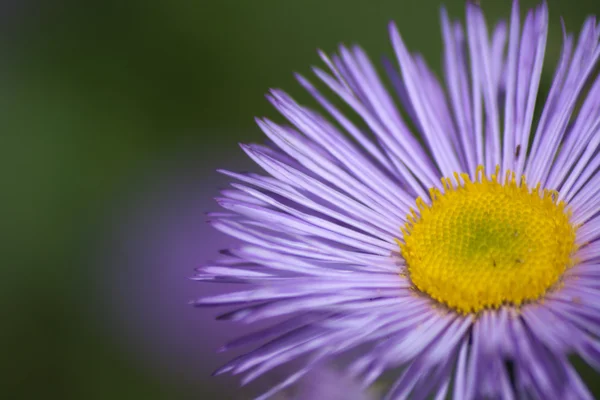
[397,166,578,314]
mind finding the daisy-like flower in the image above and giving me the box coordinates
[195,1,600,398]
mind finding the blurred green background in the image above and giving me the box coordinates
[3,0,600,398]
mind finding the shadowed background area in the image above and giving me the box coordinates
[3,0,600,398]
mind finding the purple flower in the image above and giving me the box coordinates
[195,1,600,398]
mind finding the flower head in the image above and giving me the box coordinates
[195,1,600,398]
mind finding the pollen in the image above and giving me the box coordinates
[397,166,578,314]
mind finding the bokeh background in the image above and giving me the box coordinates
[4,0,600,398]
